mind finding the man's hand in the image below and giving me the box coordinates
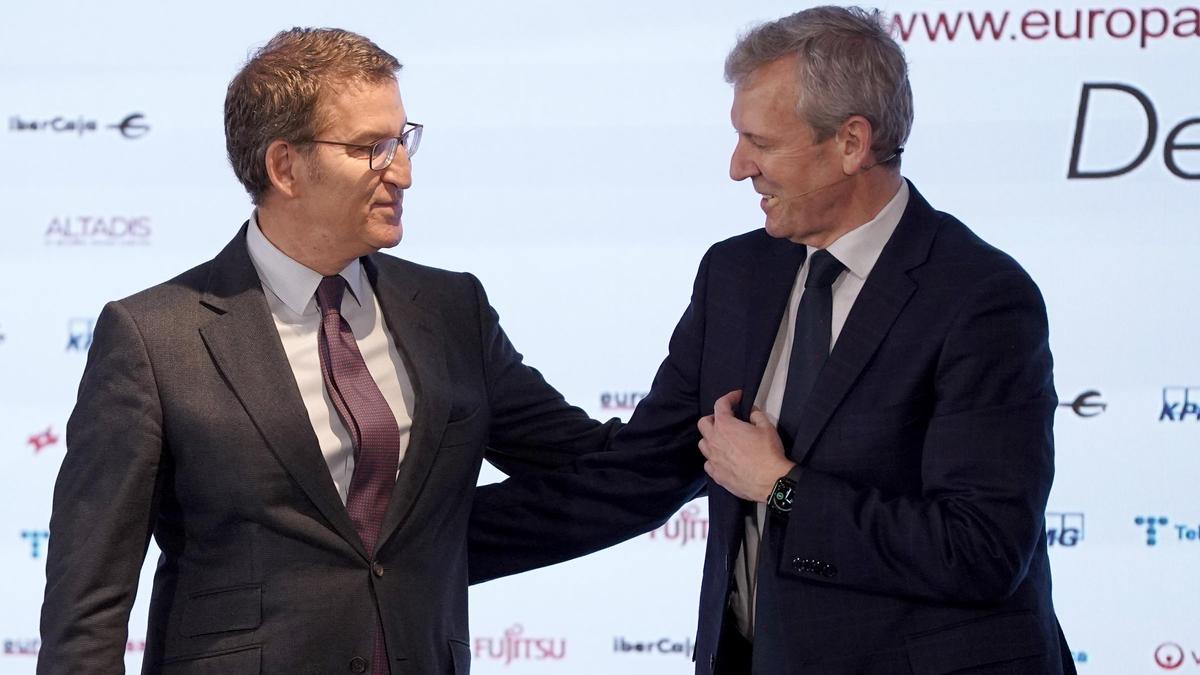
[697,390,796,502]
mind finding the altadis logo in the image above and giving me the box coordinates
[45,216,152,246]
[1155,642,1200,669]
[27,427,59,454]
[1160,387,1200,422]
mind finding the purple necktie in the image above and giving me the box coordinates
[315,275,398,675]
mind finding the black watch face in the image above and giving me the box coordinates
[771,481,794,512]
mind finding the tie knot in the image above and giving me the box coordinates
[315,275,346,315]
[805,250,845,289]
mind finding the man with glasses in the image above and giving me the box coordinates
[38,28,682,675]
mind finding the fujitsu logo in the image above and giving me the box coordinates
[648,503,709,547]
[473,624,566,666]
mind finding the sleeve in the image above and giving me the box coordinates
[779,268,1057,603]
[466,252,712,584]
[39,300,166,674]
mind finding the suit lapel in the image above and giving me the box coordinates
[364,256,452,553]
[738,237,807,418]
[198,226,367,558]
[787,181,939,464]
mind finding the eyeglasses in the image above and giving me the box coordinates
[302,122,423,170]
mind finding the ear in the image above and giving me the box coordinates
[264,139,303,199]
[836,115,876,175]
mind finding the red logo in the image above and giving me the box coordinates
[648,503,709,547]
[1156,642,1200,669]
[27,427,59,454]
[474,624,566,666]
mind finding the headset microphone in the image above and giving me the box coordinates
[767,147,903,205]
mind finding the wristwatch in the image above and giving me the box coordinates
[767,475,797,516]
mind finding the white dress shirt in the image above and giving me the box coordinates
[731,181,910,639]
[245,213,416,504]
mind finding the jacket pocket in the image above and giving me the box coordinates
[162,644,261,674]
[449,638,471,674]
[904,611,1045,675]
[181,584,262,637]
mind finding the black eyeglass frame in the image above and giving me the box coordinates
[301,122,423,170]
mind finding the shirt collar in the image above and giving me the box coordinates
[245,211,365,316]
[818,179,910,281]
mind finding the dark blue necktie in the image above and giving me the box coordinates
[775,249,845,449]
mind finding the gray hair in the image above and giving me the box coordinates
[724,6,912,165]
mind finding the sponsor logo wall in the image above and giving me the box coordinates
[0,1,1194,673]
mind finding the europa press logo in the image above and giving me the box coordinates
[600,391,648,412]
[1155,642,1199,669]
[1160,387,1199,422]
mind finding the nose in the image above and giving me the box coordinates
[729,136,759,182]
[382,148,413,190]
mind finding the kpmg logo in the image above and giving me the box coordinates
[647,503,708,547]
[66,318,95,352]
[8,112,150,139]
[600,391,648,411]
[27,427,59,454]
[21,530,49,559]
[1068,83,1198,180]
[1059,390,1106,418]
[613,636,695,658]
[1046,512,1084,547]
[1160,387,1200,422]
[1155,642,1200,669]
[473,624,565,666]
[45,216,152,246]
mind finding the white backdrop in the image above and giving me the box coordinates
[1,1,1197,673]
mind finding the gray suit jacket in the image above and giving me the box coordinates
[39,226,617,674]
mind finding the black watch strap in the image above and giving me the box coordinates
[767,475,797,516]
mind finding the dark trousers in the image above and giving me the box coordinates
[714,608,753,675]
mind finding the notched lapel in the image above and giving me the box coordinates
[787,182,938,464]
[365,257,452,553]
[198,227,367,559]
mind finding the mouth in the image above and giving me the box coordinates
[758,193,778,210]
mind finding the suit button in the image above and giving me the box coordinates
[372,561,385,578]
[822,564,838,579]
[349,656,368,673]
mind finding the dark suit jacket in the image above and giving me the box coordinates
[39,226,621,674]
[470,182,1076,674]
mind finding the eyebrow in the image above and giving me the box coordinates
[347,121,411,145]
